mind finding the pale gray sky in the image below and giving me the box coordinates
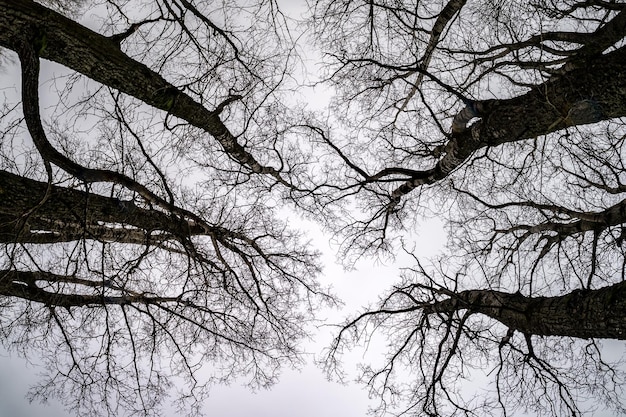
[0,216,446,417]
[3,1,624,415]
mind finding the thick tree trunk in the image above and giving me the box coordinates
[0,170,203,243]
[0,270,181,307]
[427,282,626,339]
[392,40,626,201]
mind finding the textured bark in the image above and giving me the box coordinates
[391,35,626,202]
[0,270,180,307]
[0,0,287,182]
[0,170,204,244]
[427,282,626,339]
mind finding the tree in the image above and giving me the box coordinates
[0,1,334,416]
[306,1,626,416]
[3,1,626,417]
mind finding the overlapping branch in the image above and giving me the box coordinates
[0,0,293,186]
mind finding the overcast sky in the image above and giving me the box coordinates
[0,1,447,416]
[0,217,446,417]
[2,2,625,417]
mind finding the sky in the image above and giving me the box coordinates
[0,216,446,417]
[0,2,414,415]
[0,2,450,416]
[0,20,446,408]
[0,27,445,407]
[4,2,625,417]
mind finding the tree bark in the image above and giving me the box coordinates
[0,170,203,244]
[427,281,626,340]
[392,39,626,201]
[0,0,287,182]
[0,270,181,307]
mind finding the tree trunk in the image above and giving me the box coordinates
[392,42,626,201]
[427,282,626,339]
[0,170,203,244]
[0,270,182,307]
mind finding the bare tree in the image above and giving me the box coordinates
[0,1,334,416]
[307,0,626,416]
[4,0,626,415]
